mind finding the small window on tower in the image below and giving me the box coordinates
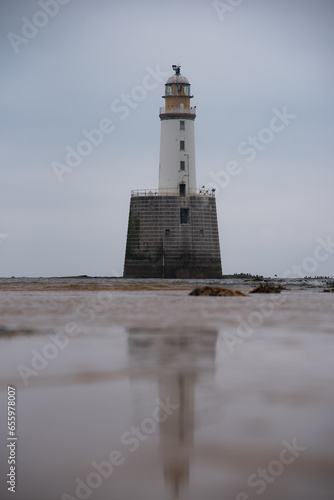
[180,208,189,224]
[180,121,185,130]
[179,184,186,197]
[180,161,185,171]
[180,141,185,151]
[178,85,182,93]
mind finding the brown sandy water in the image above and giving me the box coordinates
[0,278,334,500]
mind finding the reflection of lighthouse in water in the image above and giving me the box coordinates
[159,367,195,496]
[127,327,218,497]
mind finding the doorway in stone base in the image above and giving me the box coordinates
[179,183,186,197]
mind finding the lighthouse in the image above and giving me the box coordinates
[123,65,222,279]
[158,65,197,196]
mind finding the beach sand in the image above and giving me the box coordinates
[0,278,334,500]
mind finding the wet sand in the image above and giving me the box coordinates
[0,278,334,500]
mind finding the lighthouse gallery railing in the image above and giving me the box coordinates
[159,106,196,117]
[131,188,216,197]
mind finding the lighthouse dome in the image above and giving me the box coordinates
[166,74,190,85]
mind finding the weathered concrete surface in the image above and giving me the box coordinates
[123,195,222,278]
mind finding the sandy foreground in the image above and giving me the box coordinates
[0,279,334,500]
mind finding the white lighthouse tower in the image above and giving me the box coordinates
[159,65,197,196]
[124,64,222,279]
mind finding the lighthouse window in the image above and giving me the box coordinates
[180,161,185,171]
[180,141,185,151]
[180,208,189,224]
[165,85,172,95]
[180,121,185,130]
[184,85,190,96]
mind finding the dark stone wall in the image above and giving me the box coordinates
[123,195,222,278]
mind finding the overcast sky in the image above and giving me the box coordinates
[1,0,333,278]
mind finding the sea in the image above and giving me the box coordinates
[0,277,333,500]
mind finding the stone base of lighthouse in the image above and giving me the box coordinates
[123,194,222,279]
